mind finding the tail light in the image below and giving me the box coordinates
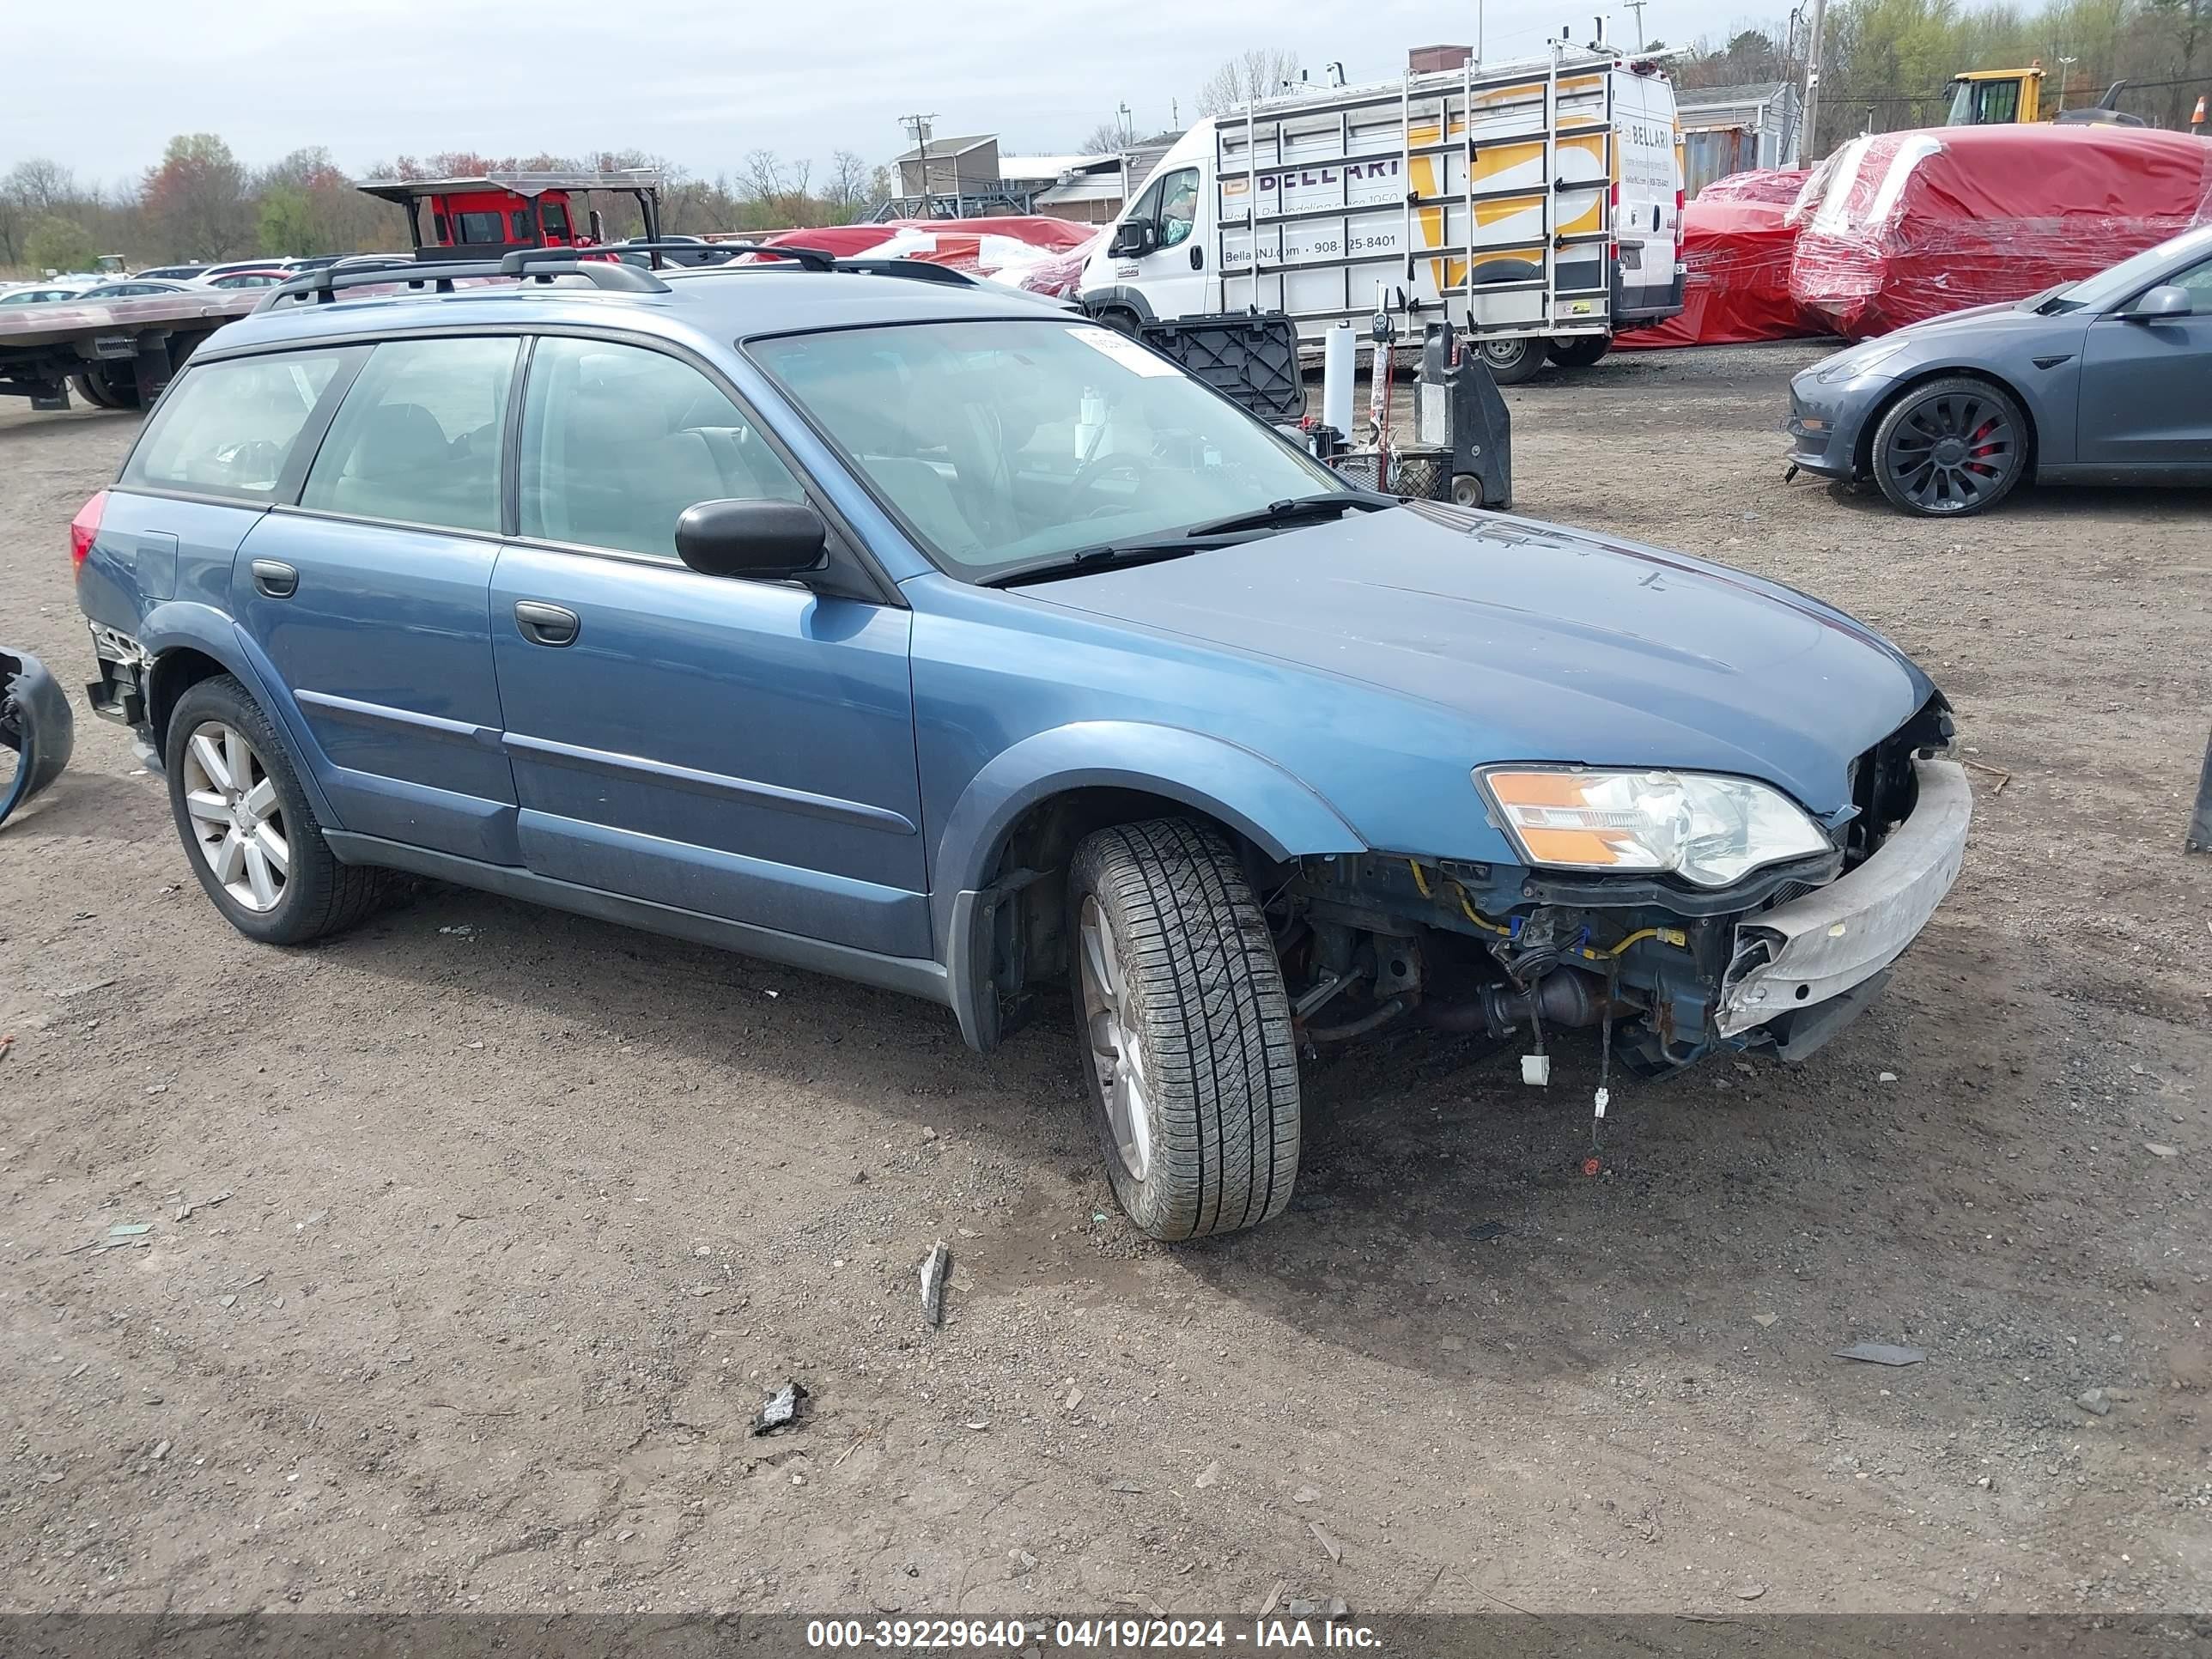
[70,490,106,574]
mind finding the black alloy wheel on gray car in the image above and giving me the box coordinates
[1870,375,2028,516]
[1479,336,1546,386]
[1066,818,1301,1241]
[164,675,398,946]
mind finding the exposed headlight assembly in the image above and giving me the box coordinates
[1477,767,1832,889]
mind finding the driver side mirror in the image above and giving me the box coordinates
[2124,284,2192,320]
[1109,219,1158,258]
[675,499,827,581]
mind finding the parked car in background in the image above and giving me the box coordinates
[74,280,199,301]
[70,252,1967,1240]
[201,270,293,289]
[1790,222,2212,514]
[134,264,214,282]
[0,280,99,305]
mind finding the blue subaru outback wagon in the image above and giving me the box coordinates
[70,249,1970,1240]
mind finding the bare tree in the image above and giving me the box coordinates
[1194,48,1303,117]
[824,149,873,222]
[1079,118,1129,153]
[741,149,815,225]
[5,158,77,216]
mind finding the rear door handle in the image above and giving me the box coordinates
[514,600,580,647]
[251,559,298,599]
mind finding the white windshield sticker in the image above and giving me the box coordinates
[1066,325,1180,377]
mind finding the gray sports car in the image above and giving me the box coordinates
[1788,223,2212,515]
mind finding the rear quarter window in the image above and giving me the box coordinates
[120,350,354,501]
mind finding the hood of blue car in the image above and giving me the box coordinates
[1027,503,1936,816]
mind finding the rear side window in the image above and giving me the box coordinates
[122,351,349,501]
[300,337,517,534]
[517,337,805,557]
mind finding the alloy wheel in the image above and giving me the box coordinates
[1881,389,2018,513]
[179,720,290,913]
[1077,895,1152,1182]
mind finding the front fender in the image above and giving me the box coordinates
[933,721,1365,1053]
[940,721,1364,895]
[139,602,342,829]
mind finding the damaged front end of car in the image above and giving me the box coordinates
[1,646,75,830]
[1272,698,1966,1073]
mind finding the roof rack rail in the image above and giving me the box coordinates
[260,250,670,309]
[828,258,978,287]
[665,242,979,287]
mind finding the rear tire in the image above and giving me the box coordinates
[1067,818,1300,1241]
[1547,334,1612,369]
[164,675,398,946]
[1478,336,1546,386]
[70,371,119,410]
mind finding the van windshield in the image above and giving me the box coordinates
[750,319,1346,581]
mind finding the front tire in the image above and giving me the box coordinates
[165,675,395,945]
[1067,819,1300,1241]
[1869,375,2027,516]
[1478,336,1546,386]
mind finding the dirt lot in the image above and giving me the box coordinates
[3,345,2209,1620]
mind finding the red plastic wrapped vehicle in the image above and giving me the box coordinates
[740,216,1097,289]
[1695,167,1811,207]
[1788,125,2212,339]
[1615,199,1809,349]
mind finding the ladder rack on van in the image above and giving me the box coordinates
[1213,43,1631,344]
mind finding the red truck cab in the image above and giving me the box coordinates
[355,170,663,259]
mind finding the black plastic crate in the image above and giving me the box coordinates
[1136,312,1304,423]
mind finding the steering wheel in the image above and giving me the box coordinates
[1066,449,1156,517]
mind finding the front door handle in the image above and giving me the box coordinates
[251,559,298,599]
[514,600,580,647]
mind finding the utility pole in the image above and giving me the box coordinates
[2057,54,2077,112]
[1624,0,1647,48]
[899,112,938,216]
[1116,101,1133,143]
[1800,0,1828,161]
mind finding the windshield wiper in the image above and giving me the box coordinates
[978,538,1231,588]
[1181,489,1395,538]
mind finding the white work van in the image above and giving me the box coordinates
[1078,44,1686,382]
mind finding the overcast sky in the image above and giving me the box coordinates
[6,0,1733,188]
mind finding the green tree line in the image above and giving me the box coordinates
[1668,0,2209,152]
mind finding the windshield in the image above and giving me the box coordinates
[749,319,1346,580]
[2038,226,2212,313]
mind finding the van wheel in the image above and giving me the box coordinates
[164,675,398,946]
[1479,337,1545,386]
[1547,334,1612,369]
[1067,819,1301,1241]
[1092,306,1141,337]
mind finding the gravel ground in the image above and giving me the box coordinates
[2,344,2208,1619]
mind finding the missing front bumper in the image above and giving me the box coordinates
[1717,757,1971,1041]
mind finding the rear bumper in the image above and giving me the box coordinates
[1717,758,1971,1040]
[1,646,76,827]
